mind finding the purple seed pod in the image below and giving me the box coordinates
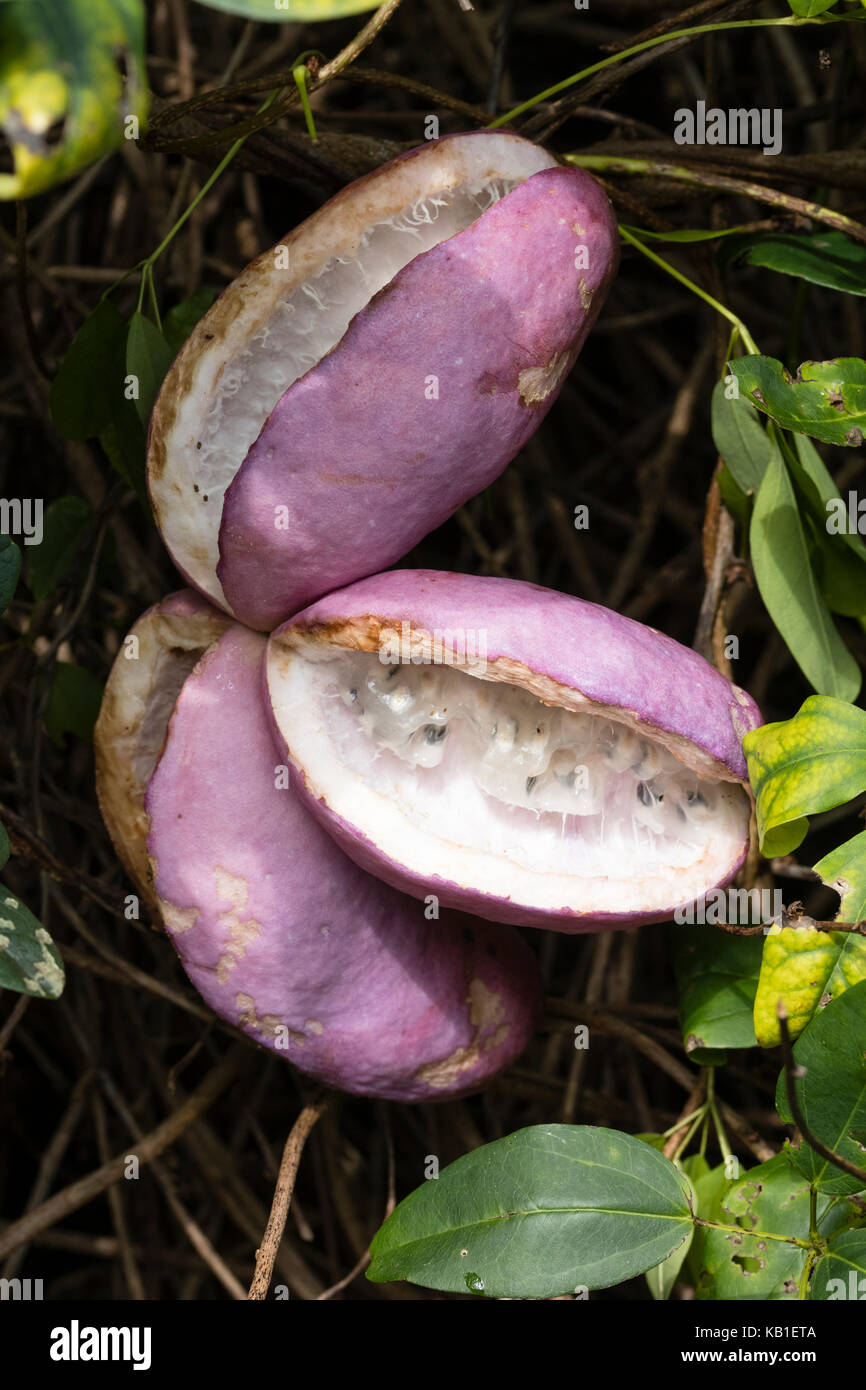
[95,592,541,1101]
[266,569,763,932]
[148,131,619,630]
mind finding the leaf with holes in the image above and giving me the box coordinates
[729,356,866,448]
[367,1125,694,1297]
[743,695,866,857]
[696,1152,851,1299]
[749,453,860,699]
[0,0,148,199]
[0,887,64,999]
[810,1229,866,1300]
[754,924,866,1048]
[814,830,866,929]
[672,924,763,1061]
[722,230,866,297]
[776,980,866,1195]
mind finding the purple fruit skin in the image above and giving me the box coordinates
[218,165,619,631]
[145,617,541,1101]
[269,570,763,934]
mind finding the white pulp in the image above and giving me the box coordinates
[323,654,730,881]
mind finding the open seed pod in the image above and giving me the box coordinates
[266,570,763,932]
[94,592,541,1101]
[148,131,619,631]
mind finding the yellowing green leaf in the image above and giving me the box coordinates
[754,923,866,1047]
[814,830,866,924]
[743,695,866,856]
[0,0,148,200]
[193,0,380,19]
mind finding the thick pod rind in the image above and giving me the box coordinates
[147,130,618,630]
[94,591,232,916]
[97,593,541,1101]
[217,166,617,630]
[267,570,763,933]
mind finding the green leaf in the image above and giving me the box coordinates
[0,886,64,998]
[696,1152,851,1299]
[0,823,9,871]
[748,448,861,701]
[44,662,103,747]
[776,980,866,1195]
[25,496,93,601]
[723,231,866,297]
[0,0,148,200]
[754,923,866,1047]
[685,1161,738,1287]
[789,435,866,617]
[192,0,380,20]
[0,533,21,614]
[810,1229,866,1299]
[786,0,845,16]
[126,312,174,429]
[743,695,866,856]
[711,380,772,494]
[162,287,217,357]
[50,298,127,441]
[367,1125,693,1298]
[646,1154,706,1299]
[814,829,866,924]
[729,356,866,448]
[672,924,763,1057]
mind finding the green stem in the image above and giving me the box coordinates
[146,86,282,272]
[694,1218,811,1249]
[293,65,317,143]
[488,13,861,130]
[619,225,760,355]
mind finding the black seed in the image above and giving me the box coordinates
[349,687,358,702]
[636,782,652,806]
[387,666,399,680]
[424,724,446,744]
[526,776,537,794]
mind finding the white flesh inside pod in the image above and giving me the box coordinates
[267,640,752,922]
[149,134,559,612]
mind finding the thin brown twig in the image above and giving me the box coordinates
[248,1095,328,1300]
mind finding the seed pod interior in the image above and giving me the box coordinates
[267,571,762,931]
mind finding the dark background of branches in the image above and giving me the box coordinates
[1,0,865,1300]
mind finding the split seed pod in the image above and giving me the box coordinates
[266,570,763,932]
[148,131,619,631]
[94,592,541,1101]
